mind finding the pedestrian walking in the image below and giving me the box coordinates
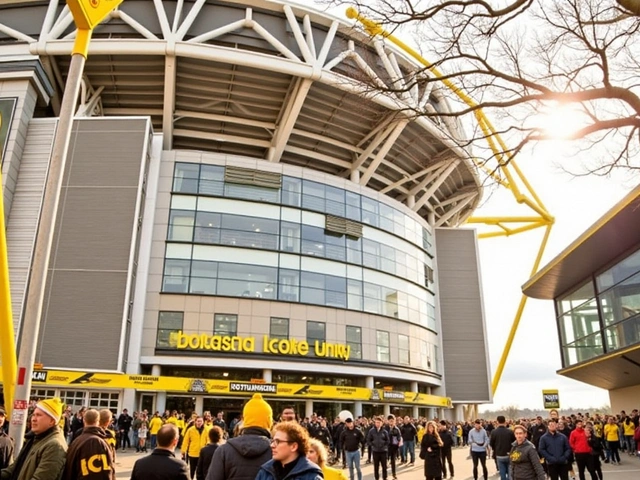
[420,421,443,480]
[366,416,390,480]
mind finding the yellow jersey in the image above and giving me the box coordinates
[603,423,619,442]
[149,416,164,435]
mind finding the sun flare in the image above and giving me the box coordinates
[537,106,586,140]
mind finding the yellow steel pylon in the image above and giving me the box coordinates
[347,7,555,397]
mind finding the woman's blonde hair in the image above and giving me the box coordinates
[426,421,444,447]
[308,438,327,468]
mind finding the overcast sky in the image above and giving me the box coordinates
[291,0,636,410]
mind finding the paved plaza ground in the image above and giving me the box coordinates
[113,445,640,480]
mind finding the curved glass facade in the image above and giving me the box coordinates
[557,247,640,366]
[162,162,438,331]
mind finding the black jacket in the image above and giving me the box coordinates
[63,426,115,480]
[439,430,454,452]
[366,427,390,453]
[340,426,365,452]
[205,426,272,480]
[131,448,189,480]
[197,444,219,480]
[490,426,516,457]
[400,423,417,442]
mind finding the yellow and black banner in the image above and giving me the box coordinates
[0,369,452,408]
[542,389,560,409]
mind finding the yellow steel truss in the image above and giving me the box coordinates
[346,7,555,396]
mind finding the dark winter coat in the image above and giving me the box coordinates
[538,432,571,465]
[130,448,189,480]
[196,443,219,480]
[420,433,442,479]
[62,426,115,480]
[508,440,545,480]
[255,455,323,480]
[366,427,390,453]
[400,423,417,442]
[490,426,516,457]
[205,426,272,480]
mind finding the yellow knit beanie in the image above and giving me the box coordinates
[36,397,63,423]
[242,394,273,430]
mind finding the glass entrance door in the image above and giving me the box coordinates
[166,396,196,418]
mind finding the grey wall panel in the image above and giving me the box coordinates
[436,228,492,403]
[36,118,149,370]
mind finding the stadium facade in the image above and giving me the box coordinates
[0,0,491,420]
[523,185,640,413]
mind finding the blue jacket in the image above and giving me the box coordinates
[538,431,571,465]
[255,455,323,480]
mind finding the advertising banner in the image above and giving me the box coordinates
[542,389,560,409]
[0,368,452,407]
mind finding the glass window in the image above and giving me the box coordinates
[562,332,603,366]
[362,239,381,270]
[194,212,221,244]
[31,389,56,400]
[398,334,410,365]
[604,314,640,352]
[173,163,199,193]
[597,249,640,293]
[280,222,301,253]
[163,259,190,293]
[345,191,361,221]
[270,317,289,339]
[220,215,279,250]
[301,271,326,305]
[376,330,390,363]
[347,279,363,311]
[325,185,346,217]
[278,269,300,302]
[59,390,86,408]
[217,263,277,299]
[301,225,326,258]
[199,165,224,195]
[325,274,347,308]
[157,311,183,348]
[346,326,362,360]
[383,288,399,318]
[282,176,302,207]
[559,298,600,344]
[557,280,596,315]
[420,340,431,370]
[190,260,217,294]
[302,180,325,212]
[89,392,119,414]
[346,236,362,264]
[214,314,238,335]
[307,321,326,357]
[324,232,346,262]
[168,210,195,242]
[598,270,640,326]
[379,203,395,232]
[363,282,382,314]
[361,196,378,227]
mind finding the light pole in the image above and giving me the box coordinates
[8,0,123,454]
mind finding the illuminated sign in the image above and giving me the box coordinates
[170,332,351,361]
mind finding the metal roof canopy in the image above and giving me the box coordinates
[522,183,640,300]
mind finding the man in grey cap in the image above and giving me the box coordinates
[0,408,13,469]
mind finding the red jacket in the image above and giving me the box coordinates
[569,427,590,454]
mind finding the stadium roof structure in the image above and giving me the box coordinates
[0,0,485,227]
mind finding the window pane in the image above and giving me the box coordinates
[163,259,190,293]
[157,311,183,348]
[194,212,221,244]
[559,298,600,344]
[282,176,302,207]
[174,163,199,193]
[557,280,596,315]
[398,334,410,365]
[346,326,362,360]
[563,332,603,366]
[597,249,640,292]
[270,317,289,339]
[307,321,326,341]
[302,180,325,212]
[598,270,640,326]
[345,192,361,222]
[278,269,300,302]
[225,183,280,203]
[199,165,224,195]
[214,314,237,335]
[168,210,195,241]
[280,222,301,253]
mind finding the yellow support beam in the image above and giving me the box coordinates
[347,7,555,397]
[0,113,18,415]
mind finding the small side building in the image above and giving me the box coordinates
[522,185,640,412]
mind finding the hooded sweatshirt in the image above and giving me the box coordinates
[508,439,545,480]
[205,426,272,480]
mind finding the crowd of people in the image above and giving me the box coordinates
[1,398,639,480]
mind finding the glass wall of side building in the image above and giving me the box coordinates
[557,247,640,366]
